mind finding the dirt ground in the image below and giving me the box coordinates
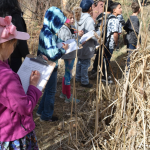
[22,1,150,149]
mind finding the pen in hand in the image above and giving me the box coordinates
[30,70,41,87]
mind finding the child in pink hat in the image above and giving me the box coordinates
[0,0,29,73]
[0,16,42,149]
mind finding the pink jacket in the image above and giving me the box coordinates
[0,60,42,142]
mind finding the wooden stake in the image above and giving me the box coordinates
[95,0,109,135]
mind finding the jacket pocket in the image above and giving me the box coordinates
[2,112,15,135]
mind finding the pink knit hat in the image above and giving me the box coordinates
[0,16,30,44]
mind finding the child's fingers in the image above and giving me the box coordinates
[33,70,37,75]
[80,30,84,33]
[34,71,38,75]
[35,71,40,76]
[33,71,40,77]
[63,43,69,50]
[82,41,86,45]
[42,55,48,61]
[31,71,34,76]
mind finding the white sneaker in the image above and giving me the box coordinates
[59,92,66,99]
[65,94,80,103]
[36,113,41,117]
[102,78,113,84]
[108,76,112,79]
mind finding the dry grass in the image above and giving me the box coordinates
[97,47,150,149]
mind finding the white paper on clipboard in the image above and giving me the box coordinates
[57,39,79,54]
[17,55,56,93]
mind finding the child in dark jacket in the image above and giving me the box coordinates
[124,2,140,67]
[36,7,69,122]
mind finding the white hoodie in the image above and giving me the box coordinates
[75,12,96,59]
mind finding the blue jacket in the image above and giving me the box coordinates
[38,6,67,67]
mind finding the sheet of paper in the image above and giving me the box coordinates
[57,39,79,54]
[17,57,54,93]
[79,30,95,43]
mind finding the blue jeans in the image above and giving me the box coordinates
[76,58,91,85]
[64,59,75,85]
[127,44,136,67]
[37,69,57,120]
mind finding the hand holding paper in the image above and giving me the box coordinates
[57,39,79,55]
[62,43,69,50]
[82,41,86,46]
[78,30,84,37]
[79,30,95,44]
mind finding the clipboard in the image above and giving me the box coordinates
[17,54,56,93]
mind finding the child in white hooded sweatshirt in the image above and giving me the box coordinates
[75,0,97,88]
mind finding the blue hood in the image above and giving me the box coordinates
[38,7,67,68]
[43,6,67,34]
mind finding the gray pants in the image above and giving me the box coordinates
[76,58,91,85]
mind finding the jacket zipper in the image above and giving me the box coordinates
[21,123,27,131]
[20,115,27,131]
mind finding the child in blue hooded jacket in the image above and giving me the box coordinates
[36,6,68,122]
